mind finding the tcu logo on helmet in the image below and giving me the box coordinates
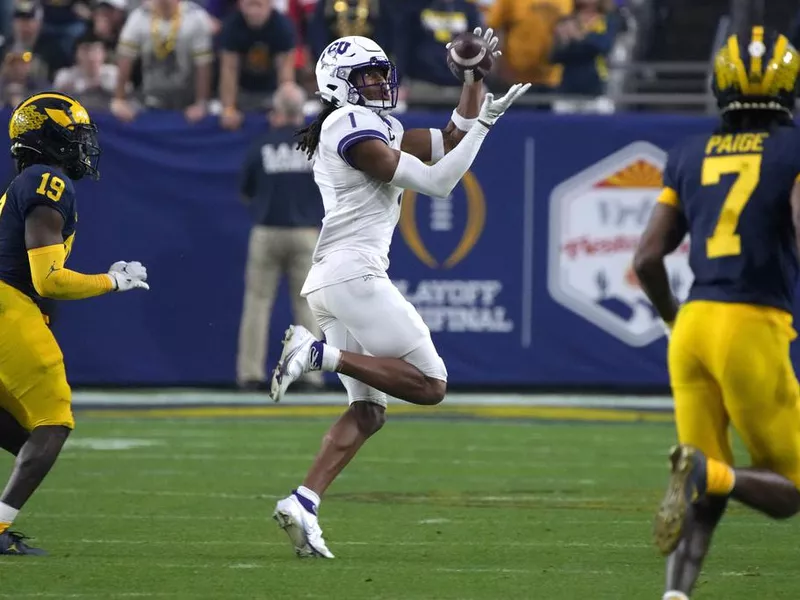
[326,41,352,57]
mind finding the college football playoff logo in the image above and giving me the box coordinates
[399,171,485,269]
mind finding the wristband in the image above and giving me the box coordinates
[429,128,445,162]
[451,109,477,132]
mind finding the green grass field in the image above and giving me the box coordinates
[0,407,798,599]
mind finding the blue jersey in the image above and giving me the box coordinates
[0,164,77,299]
[240,125,323,228]
[660,126,800,313]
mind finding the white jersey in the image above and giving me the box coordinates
[301,105,405,296]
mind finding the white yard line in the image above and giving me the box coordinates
[24,512,773,529]
[438,567,616,575]
[1,560,791,578]
[29,513,264,521]
[45,488,275,501]
[438,567,797,578]
[0,595,172,599]
[43,488,622,504]
[75,538,650,548]
[48,539,785,553]
[58,453,642,470]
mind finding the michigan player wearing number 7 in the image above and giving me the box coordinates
[634,29,800,599]
[0,92,149,555]
[268,30,529,558]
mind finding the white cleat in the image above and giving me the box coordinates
[269,325,317,403]
[273,495,334,559]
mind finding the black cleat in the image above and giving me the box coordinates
[653,445,708,556]
[0,530,47,556]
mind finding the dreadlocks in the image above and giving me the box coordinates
[719,109,794,134]
[296,100,338,160]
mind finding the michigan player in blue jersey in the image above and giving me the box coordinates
[0,92,149,555]
[634,28,800,599]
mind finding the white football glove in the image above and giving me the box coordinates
[108,261,149,292]
[475,26,501,59]
[478,83,531,127]
[445,27,502,60]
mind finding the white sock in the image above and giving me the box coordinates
[321,344,341,372]
[295,486,321,512]
[0,502,19,526]
[663,592,689,600]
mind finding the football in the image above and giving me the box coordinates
[446,31,495,84]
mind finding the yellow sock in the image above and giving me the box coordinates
[0,503,18,535]
[706,458,735,495]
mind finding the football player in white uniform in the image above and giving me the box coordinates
[270,31,529,558]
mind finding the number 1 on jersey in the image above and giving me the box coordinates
[36,172,65,202]
[701,154,762,259]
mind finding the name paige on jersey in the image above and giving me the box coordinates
[705,132,769,155]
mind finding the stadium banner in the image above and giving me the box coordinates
[0,109,790,388]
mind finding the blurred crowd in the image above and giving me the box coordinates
[0,0,627,125]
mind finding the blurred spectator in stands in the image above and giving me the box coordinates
[0,50,47,107]
[218,0,295,129]
[36,0,92,74]
[5,1,50,82]
[0,4,13,58]
[204,0,238,34]
[237,83,325,392]
[550,0,617,113]
[475,0,493,14]
[287,0,316,92]
[487,0,572,92]
[113,0,213,121]
[308,0,390,62]
[54,31,118,109]
[394,0,482,107]
[11,0,43,52]
[92,0,127,60]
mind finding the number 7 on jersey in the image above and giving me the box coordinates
[701,155,762,259]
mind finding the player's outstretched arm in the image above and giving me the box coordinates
[349,83,529,198]
[633,202,687,326]
[400,27,499,162]
[25,205,149,300]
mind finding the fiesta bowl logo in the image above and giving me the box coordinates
[548,142,692,346]
[399,171,485,268]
